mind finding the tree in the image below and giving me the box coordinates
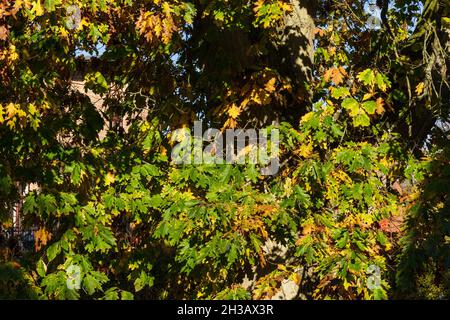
[0,0,448,300]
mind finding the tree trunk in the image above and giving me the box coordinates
[269,0,316,124]
[280,0,316,88]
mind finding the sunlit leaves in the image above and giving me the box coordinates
[31,1,45,17]
[415,82,425,96]
[357,69,376,87]
[358,69,391,92]
[0,25,8,40]
[227,104,241,119]
[341,97,359,119]
[324,67,347,85]
[331,87,350,99]
[0,0,444,302]
[136,6,180,46]
[253,0,292,28]
[44,0,62,12]
[85,71,109,94]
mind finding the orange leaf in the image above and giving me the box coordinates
[34,227,52,252]
[264,77,277,93]
[324,67,346,85]
[0,25,8,41]
[376,97,385,114]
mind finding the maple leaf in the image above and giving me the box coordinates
[298,141,313,158]
[324,67,346,85]
[0,25,8,40]
[264,77,277,93]
[227,104,241,119]
[222,118,238,129]
[105,172,116,186]
[357,69,376,86]
[363,92,375,101]
[376,97,385,114]
[6,102,16,118]
[324,68,333,82]
[35,227,52,251]
[31,0,45,17]
[415,82,425,96]
[379,215,403,233]
[314,28,325,36]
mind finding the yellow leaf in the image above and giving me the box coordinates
[277,264,287,271]
[34,227,52,251]
[300,112,315,123]
[6,103,16,118]
[227,104,241,119]
[222,118,238,129]
[279,2,292,12]
[28,103,36,115]
[302,224,315,235]
[59,27,69,39]
[7,118,16,129]
[290,273,301,285]
[241,97,251,108]
[376,97,385,114]
[128,262,139,271]
[298,141,313,158]
[105,172,116,186]
[8,45,19,62]
[343,280,351,290]
[265,77,277,93]
[362,92,375,101]
[415,82,425,96]
[162,2,173,15]
[304,182,311,191]
[16,108,27,118]
[31,1,44,17]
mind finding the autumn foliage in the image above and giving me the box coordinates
[0,0,449,300]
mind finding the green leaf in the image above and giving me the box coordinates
[134,271,154,292]
[121,290,134,300]
[83,271,108,295]
[37,259,47,277]
[103,288,119,300]
[362,100,377,115]
[47,242,61,262]
[353,113,371,127]
[294,185,311,208]
[0,175,12,194]
[66,162,85,186]
[183,2,197,24]
[342,98,359,117]
[331,87,350,99]
[377,231,389,247]
[357,69,375,86]
[375,73,390,92]
[23,194,37,214]
[44,0,61,12]
[336,231,349,249]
